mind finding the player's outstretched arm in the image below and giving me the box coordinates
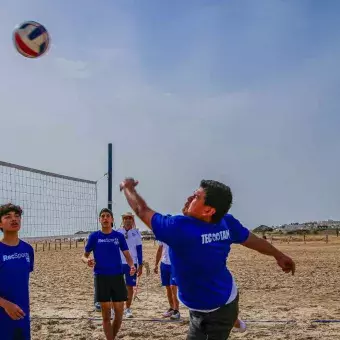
[120,177,156,229]
[241,233,296,275]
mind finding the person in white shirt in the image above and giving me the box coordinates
[154,241,180,320]
[117,212,143,318]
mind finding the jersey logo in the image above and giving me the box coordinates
[2,252,30,263]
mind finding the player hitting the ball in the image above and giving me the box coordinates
[120,177,295,339]
[0,203,34,340]
[82,208,136,340]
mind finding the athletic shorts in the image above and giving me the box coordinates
[186,294,239,340]
[122,263,137,286]
[160,262,176,286]
[94,274,128,302]
[0,318,30,340]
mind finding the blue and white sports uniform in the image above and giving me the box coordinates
[85,230,128,275]
[151,213,249,311]
[0,240,34,340]
[158,241,176,286]
[117,228,143,286]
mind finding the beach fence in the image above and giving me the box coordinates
[0,160,99,242]
[29,235,90,252]
[261,230,340,245]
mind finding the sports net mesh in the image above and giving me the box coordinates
[0,161,98,239]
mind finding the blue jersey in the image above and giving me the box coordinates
[0,240,34,340]
[85,230,129,275]
[151,213,249,310]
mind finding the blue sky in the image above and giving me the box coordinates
[1,0,340,234]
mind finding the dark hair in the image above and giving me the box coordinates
[200,180,233,223]
[99,208,113,218]
[0,203,23,232]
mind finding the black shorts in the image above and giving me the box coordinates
[94,274,128,303]
[186,294,239,340]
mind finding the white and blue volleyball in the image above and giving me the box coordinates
[13,21,50,58]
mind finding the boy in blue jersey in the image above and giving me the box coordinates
[0,203,34,340]
[82,208,136,340]
[120,178,296,339]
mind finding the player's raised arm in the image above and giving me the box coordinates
[119,178,156,229]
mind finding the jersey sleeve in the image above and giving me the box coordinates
[151,213,185,247]
[84,232,96,253]
[225,214,250,244]
[118,233,129,252]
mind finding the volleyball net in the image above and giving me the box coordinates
[0,161,98,239]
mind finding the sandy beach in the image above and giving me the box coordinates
[29,237,340,339]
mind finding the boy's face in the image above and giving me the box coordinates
[99,212,113,228]
[0,211,22,232]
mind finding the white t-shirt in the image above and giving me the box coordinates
[117,228,142,265]
[158,241,171,265]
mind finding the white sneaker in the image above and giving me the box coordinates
[125,308,133,318]
[233,319,246,333]
[170,310,180,320]
[111,308,115,319]
[163,308,174,318]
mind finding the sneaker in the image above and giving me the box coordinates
[233,319,246,333]
[125,308,133,318]
[111,308,115,319]
[94,302,101,312]
[163,308,174,318]
[170,310,181,320]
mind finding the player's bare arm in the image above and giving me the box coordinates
[0,297,25,320]
[120,178,155,229]
[154,244,163,274]
[241,232,295,275]
[81,251,95,267]
[122,250,137,275]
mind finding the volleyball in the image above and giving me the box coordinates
[13,21,50,58]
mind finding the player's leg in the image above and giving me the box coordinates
[111,301,124,339]
[96,275,114,340]
[186,310,208,340]
[160,262,174,317]
[169,284,180,320]
[101,302,113,340]
[111,274,128,339]
[123,263,137,318]
[164,286,174,316]
[94,276,101,312]
[204,294,239,339]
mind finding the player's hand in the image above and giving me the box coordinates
[87,258,96,268]
[120,178,139,191]
[137,265,143,277]
[130,265,136,276]
[276,253,295,275]
[154,266,159,274]
[3,301,25,320]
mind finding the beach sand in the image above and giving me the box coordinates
[29,237,340,339]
